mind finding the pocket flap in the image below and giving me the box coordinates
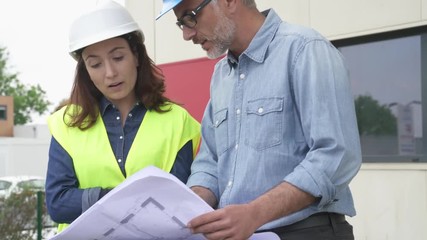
[213,108,228,127]
[247,98,283,116]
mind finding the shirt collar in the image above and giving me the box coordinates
[227,9,282,68]
[98,97,143,116]
[99,97,112,116]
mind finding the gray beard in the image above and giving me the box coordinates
[207,14,235,59]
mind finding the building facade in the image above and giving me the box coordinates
[0,96,14,137]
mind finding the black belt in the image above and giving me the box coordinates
[267,212,346,234]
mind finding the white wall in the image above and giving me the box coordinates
[348,164,427,240]
[310,0,424,40]
[0,125,50,177]
[423,0,427,20]
[14,124,51,140]
[0,137,50,178]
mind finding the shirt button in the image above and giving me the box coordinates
[240,73,245,80]
[116,116,120,120]
[227,181,232,187]
[258,107,264,114]
[236,109,241,115]
[235,144,239,149]
[128,113,133,117]
[117,159,122,163]
[119,136,123,140]
[215,120,219,125]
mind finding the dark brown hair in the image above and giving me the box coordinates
[64,31,171,130]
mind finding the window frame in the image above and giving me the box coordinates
[332,26,427,163]
[0,105,7,120]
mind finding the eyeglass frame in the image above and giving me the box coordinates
[176,0,212,30]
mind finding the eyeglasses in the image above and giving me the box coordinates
[176,0,211,30]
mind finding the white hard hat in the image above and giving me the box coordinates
[156,0,183,20]
[69,0,144,60]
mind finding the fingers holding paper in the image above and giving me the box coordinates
[187,204,259,240]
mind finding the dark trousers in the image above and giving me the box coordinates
[259,212,354,240]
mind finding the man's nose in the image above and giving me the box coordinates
[182,26,196,41]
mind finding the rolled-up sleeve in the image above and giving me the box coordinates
[284,39,362,208]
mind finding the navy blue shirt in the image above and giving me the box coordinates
[45,98,193,223]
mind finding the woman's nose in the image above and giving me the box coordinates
[104,60,117,78]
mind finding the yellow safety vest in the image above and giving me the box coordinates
[47,103,200,232]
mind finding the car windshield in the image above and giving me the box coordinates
[0,180,12,190]
[17,179,45,190]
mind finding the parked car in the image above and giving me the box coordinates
[0,175,55,239]
[0,176,45,199]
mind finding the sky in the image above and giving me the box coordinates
[0,0,123,124]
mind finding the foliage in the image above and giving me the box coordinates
[354,95,397,135]
[0,46,51,125]
[0,189,53,240]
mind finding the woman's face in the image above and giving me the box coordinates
[82,37,138,105]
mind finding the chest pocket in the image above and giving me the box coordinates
[245,98,283,150]
[213,108,230,155]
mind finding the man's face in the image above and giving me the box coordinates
[173,0,236,59]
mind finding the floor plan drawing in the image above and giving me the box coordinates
[94,197,194,240]
[49,166,279,240]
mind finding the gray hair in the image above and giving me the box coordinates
[241,0,256,8]
[211,0,257,8]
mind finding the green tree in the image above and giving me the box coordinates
[354,95,397,135]
[0,46,51,125]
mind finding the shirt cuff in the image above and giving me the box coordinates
[284,162,336,208]
[186,171,219,200]
[82,187,101,213]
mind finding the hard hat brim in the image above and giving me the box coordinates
[156,0,182,20]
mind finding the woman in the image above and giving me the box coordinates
[45,0,200,232]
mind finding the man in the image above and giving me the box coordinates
[156,1,362,239]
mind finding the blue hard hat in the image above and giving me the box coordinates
[156,0,183,20]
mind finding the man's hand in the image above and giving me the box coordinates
[187,204,259,240]
[188,182,316,239]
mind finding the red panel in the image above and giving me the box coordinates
[159,57,220,122]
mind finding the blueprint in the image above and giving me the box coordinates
[49,166,279,240]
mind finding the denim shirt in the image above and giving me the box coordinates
[186,9,362,230]
[46,97,193,223]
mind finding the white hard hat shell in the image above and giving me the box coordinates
[156,0,183,20]
[69,0,144,60]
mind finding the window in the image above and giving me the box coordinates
[0,180,12,191]
[0,105,6,120]
[333,26,427,162]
